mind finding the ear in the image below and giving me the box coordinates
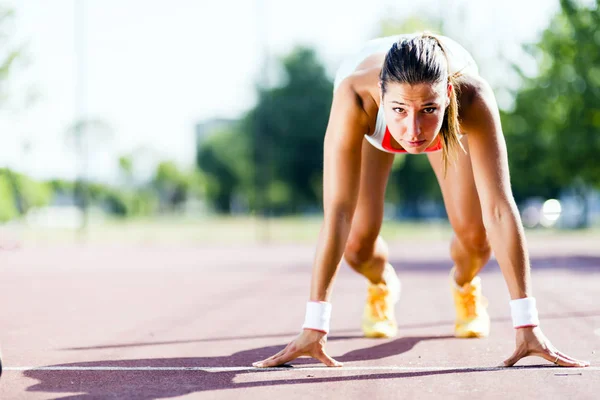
[446,82,453,107]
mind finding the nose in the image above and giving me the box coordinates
[404,114,421,141]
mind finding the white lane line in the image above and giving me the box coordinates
[3,366,599,372]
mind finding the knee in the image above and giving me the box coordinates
[453,222,491,257]
[344,232,387,267]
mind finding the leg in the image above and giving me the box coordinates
[427,140,491,285]
[343,138,394,283]
[343,139,399,338]
[428,139,491,338]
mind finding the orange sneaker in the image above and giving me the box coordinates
[361,263,401,338]
[450,266,490,338]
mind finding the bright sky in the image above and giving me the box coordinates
[0,0,560,184]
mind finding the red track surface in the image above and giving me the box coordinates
[0,236,598,399]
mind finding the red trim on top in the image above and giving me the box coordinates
[381,126,443,153]
[515,324,538,329]
[303,327,328,334]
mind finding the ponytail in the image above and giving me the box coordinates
[439,73,465,176]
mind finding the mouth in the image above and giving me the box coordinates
[404,139,427,148]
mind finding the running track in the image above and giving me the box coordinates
[0,235,598,399]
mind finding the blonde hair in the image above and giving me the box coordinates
[380,32,466,175]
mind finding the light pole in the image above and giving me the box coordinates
[74,0,88,237]
[255,0,271,242]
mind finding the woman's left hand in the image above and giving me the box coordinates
[504,326,590,367]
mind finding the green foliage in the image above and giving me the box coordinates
[15,172,53,209]
[152,161,204,212]
[386,155,443,218]
[0,173,18,222]
[118,155,133,176]
[196,47,333,215]
[249,46,333,213]
[48,179,75,194]
[86,182,159,217]
[503,0,600,201]
[196,124,251,213]
[192,3,600,217]
[0,169,53,218]
[103,189,158,217]
[266,180,293,212]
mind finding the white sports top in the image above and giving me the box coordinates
[333,33,479,154]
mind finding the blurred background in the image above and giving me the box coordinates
[0,0,599,245]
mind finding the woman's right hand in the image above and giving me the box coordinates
[252,329,343,368]
[251,82,367,370]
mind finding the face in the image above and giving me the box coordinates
[380,80,451,153]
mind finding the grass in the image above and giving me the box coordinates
[8,215,451,245]
[7,214,600,246]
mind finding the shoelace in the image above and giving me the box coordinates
[460,288,478,318]
[458,286,488,318]
[368,285,390,320]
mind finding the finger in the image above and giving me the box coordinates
[556,351,591,367]
[254,349,299,368]
[252,348,287,367]
[552,352,590,368]
[503,347,528,367]
[266,348,288,361]
[537,351,568,367]
[255,354,293,368]
[258,345,291,363]
[314,350,343,367]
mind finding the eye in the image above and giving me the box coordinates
[393,107,406,114]
[423,107,437,114]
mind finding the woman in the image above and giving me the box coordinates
[253,32,589,368]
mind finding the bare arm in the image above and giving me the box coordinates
[311,81,371,301]
[462,76,530,300]
[461,76,589,368]
[252,81,370,368]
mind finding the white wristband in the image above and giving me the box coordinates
[510,297,540,328]
[302,301,332,334]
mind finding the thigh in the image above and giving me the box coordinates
[348,138,395,242]
[427,139,486,242]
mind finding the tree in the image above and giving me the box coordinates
[502,0,600,226]
[152,161,204,213]
[249,46,333,214]
[0,169,52,221]
[196,124,252,213]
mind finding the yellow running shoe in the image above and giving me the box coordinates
[362,263,401,338]
[450,266,490,338]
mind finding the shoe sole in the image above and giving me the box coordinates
[454,331,490,338]
[364,330,398,338]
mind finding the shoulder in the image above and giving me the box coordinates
[456,74,498,134]
[332,67,381,133]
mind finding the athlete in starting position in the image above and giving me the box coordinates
[253,32,590,369]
